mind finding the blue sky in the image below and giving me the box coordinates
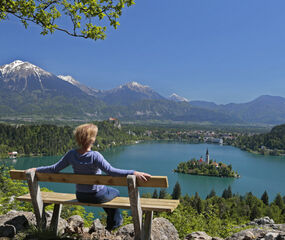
[1,0,285,104]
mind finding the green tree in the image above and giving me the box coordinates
[222,186,232,199]
[0,0,134,41]
[261,191,269,205]
[192,192,203,214]
[250,204,261,220]
[206,189,216,199]
[152,189,158,199]
[159,189,167,199]
[273,193,284,209]
[171,181,181,200]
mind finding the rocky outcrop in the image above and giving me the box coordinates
[66,215,86,235]
[89,219,113,239]
[0,210,35,238]
[0,211,178,239]
[151,217,179,240]
[185,231,213,240]
[185,217,285,240]
[0,213,284,240]
[114,217,179,240]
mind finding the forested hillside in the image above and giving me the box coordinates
[0,121,139,158]
[233,124,285,155]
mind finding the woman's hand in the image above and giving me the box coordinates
[25,168,37,173]
[134,171,151,182]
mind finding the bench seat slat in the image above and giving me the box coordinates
[17,192,179,212]
[10,170,168,188]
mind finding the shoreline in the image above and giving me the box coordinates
[174,170,240,179]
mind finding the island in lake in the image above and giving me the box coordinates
[174,149,240,178]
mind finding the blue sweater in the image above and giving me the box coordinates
[36,149,134,193]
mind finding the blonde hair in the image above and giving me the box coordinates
[74,123,98,149]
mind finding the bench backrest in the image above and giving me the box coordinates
[10,170,168,188]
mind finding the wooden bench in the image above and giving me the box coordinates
[10,170,179,240]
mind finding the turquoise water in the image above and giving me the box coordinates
[5,142,285,201]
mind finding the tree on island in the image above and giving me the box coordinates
[0,0,134,41]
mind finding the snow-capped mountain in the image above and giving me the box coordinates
[119,81,150,92]
[58,75,99,96]
[169,93,189,102]
[0,60,53,92]
[0,60,83,96]
[0,60,105,117]
[1,60,285,124]
[96,81,165,105]
[57,75,78,85]
[0,60,52,78]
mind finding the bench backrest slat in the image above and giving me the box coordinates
[10,170,168,188]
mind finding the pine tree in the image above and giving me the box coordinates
[222,186,232,199]
[222,188,228,199]
[159,189,167,199]
[250,204,261,220]
[171,181,181,200]
[152,189,158,199]
[193,192,203,214]
[206,189,216,199]
[227,186,233,198]
[261,191,269,205]
[274,193,284,209]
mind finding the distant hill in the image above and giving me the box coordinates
[114,99,240,123]
[1,60,285,125]
[190,100,220,110]
[234,123,285,155]
[222,95,285,124]
[190,95,285,124]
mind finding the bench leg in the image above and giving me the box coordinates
[26,171,46,230]
[127,175,143,240]
[50,204,62,235]
[143,211,153,240]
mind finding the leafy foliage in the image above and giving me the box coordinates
[0,165,31,214]
[158,187,285,239]
[0,0,135,41]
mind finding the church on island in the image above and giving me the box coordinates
[175,149,239,178]
[198,149,219,168]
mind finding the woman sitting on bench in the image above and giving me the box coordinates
[25,123,151,231]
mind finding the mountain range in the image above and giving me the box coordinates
[1,60,284,125]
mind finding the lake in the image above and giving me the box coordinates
[5,141,285,201]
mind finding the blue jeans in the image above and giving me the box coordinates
[76,186,122,230]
